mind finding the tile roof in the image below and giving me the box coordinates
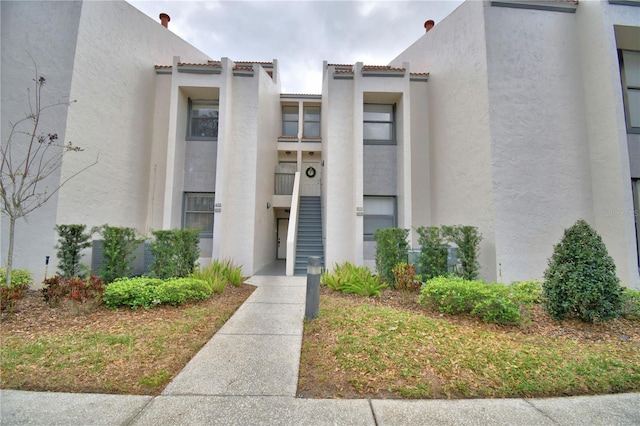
[234,65,254,71]
[362,65,406,71]
[178,62,221,67]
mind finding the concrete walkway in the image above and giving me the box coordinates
[2,274,640,425]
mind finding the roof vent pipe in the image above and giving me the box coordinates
[424,19,435,32]
[160,13,170,28]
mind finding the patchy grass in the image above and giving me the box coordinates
[298,288,640,399]
[0,284,254,395]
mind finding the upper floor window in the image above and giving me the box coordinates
[621,50,640,133]
[282,106,299,136]
[303,106,321,137]
[183,192,215,237]
[188,99,218,140]
[364,104,395,144]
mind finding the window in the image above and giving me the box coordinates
[282,106,299,136]
[621,50,640,132]
[363,196,396,241]
[303,106,320,137]
[364,104,395,144]
[188,99,218,140]
[183,193,215,237]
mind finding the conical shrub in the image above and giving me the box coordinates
[543,219,623,322]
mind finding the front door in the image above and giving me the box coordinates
[301,161,321,196]
[277,219,289,259]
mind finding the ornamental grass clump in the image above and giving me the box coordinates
[321,262,386,297]
[543,219,623,323]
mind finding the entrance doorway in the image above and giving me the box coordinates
[277,218,289,259]
[301,161,321,196]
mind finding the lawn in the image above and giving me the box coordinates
[0,284,254,395]
[298,287,640,399]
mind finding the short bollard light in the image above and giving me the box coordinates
[305,256,322,321]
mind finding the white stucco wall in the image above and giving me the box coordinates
[409,80,431,245]
[252,64,281,274]
[52,2,209,276]
[1,1,83,283]
[391,0,497,281]
[323,70,356,269]
[576,0,640,288]
[484,3,594,284]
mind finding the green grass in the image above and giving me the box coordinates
[303,297,640,398]
[0,289,253,395]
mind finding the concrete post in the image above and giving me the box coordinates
[305,256,322,320]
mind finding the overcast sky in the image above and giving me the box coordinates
[128,0,463,93]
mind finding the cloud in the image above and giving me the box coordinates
[128,0,463,93]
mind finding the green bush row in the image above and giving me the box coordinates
[418,276,542,325]
[373,225,482,287]
[103,277,213,309]
[321,262,386,297]
[53,224,201,283]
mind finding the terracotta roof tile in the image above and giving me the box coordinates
[234,65,254,71]
[278,135,298,139]
[235,61,274,65]
[154,65,172,69]
[410,72,430,76]
[362,65,405,71]
[178,62,221,67]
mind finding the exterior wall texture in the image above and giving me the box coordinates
[1,1,82,282]
[391,0,497,282]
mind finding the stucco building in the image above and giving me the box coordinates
[2,0,639,288]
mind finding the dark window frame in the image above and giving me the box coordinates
[187,98,219,141]
[183,192,215,238]
[620,50,640,134]
[282,105,299,137]
[363,195,397,241]
[363,103,396,145]
[303,105,321,138]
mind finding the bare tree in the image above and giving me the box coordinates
[1,65,97,286]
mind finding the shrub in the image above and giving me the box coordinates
[103,276,212,309]
[374,228,409,286]
[416,226,449,280]
[510,280,543,306]
[418,276,523,325]
[41,275,105,312]
[621,288,640,321]
[393,262,421,292]
[0,267,33,312]
[442,225,482,280]
[55,224,92,278]
[94,225,144,283]
[543,219,623,323]
[150,229,200,279]
[321,262,386,297]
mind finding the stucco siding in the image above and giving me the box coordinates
[1,1,82,282]
[484,3,593,284]
[183,141,217,191]
[410,80,431,244]
[324,76,356,269]
[252,65,281,274]
[363,146,397,195]
[577,0,640,288]
[391,0,497,281]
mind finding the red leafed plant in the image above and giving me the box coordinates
[42,275,105,312]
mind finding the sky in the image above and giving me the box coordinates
[128,0,464,93]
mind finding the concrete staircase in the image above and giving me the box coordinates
[294,196,324,275]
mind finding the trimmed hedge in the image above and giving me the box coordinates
[418,276,541,325]
[103,277,212,309]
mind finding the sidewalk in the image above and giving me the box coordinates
[2,274,639,425]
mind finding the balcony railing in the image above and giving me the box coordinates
[275,172,295,195]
